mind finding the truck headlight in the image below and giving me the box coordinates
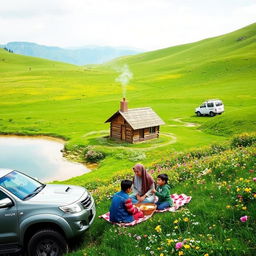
[59,202,83,213]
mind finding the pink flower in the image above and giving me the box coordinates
[253,177,256,182]
[175,242,183,249]
[240,216,248,222]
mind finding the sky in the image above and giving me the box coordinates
[0,0,255,51]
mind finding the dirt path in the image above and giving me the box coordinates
[81,117,198,151]
[167,118,199,127]
[82,131,177,151]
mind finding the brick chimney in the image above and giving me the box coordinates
[120,98,128,112]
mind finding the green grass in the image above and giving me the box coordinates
[0,23,255,255]
[66,140,256,256]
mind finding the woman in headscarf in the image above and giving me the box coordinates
[130,163,155,203]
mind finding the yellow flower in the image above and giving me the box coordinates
[183,217,189,222]
[204,254,209,256]
[226,205,231,209]
[160,254,164,256]
[195,246,200,250]
[173,219,179,224]
[178,251,184,256]
[236,188,240,192]
[242,206,247,210]
[155,225,162,233]
[184,244,190,249]
[239,178,244,181]
[253,194,256,198]
[174,226,179,229]
[244,188,252,193]
[167,239,173,245]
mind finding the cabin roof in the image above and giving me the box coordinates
[105,107,165,130]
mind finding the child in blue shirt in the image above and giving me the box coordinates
[110,180,143,223]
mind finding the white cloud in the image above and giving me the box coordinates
[0,0,255,50]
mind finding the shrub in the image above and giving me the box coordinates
[85,149,105,163]
[231,133,256,148]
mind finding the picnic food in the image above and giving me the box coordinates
[135,203,157,215]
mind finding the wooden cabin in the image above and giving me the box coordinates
[105,98,165,143]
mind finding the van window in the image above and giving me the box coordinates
[200,104,206,108]
[207,103,214,107]
[216,102,223,106]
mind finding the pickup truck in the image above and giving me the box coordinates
[0,169,96,256]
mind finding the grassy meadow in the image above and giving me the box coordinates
[0,23,256,255]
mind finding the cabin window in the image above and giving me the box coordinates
[207,103,214,107]
[149,127,156,133]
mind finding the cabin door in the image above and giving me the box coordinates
[121,125,126,140]
[139,129,144,139]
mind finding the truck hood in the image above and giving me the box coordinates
[28,184,87,205]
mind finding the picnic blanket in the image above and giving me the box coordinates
[99,193,192,227]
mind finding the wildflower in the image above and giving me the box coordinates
[184,244,190,249]
[173,219,179,224]
[195,246,200,250]
[242,206,247,210]
[204,254,209,256]
[240,216,248,222]
[155,225,162,233]
[183,217,189,222]
[239,178,244,181]
[167,239,173,246]
[160,254,164,256]
[253,177,256,182]
[244,188,252,193]
[175,242,183,249]
[226,205,231,209]
[178,251,184,256]
[253,194,256,198]
[174,226,178,229]
[236,188,240,192]
[136,236,142,240]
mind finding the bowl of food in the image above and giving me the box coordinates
[135,203,157,215]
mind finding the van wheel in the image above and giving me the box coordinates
[196,111,201,117]
[27,229,68,256]
[209,112,215,117]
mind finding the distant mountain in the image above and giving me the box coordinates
[0,42,142,65]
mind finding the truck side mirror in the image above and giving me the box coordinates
[0,198,13,208]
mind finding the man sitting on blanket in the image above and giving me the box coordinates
[110,180,144,223]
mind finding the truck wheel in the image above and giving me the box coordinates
[196,111,201,117]
[209,112,215,117]
[27,229,68,256]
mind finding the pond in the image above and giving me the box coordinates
[0,136,90,182]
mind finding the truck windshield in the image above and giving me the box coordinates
[0,171,44,200]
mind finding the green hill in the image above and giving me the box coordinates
[0,23,256,256]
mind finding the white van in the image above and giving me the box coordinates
[195,99,224,117]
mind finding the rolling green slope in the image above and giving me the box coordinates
[0,22,255,256]
[0,23,255,171]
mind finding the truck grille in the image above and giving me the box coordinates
[81,194,92,208]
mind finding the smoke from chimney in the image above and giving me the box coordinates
[115,64,133,98]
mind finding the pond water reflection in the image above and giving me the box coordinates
[0,136,90,182]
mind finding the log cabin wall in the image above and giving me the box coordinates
[132,126,160,143]
[110,114,134,143]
